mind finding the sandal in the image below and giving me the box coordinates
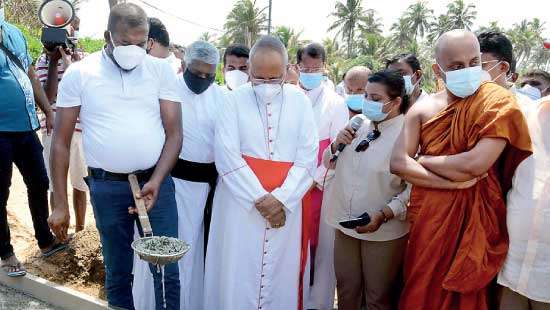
[1,255,27,277]
[41,241,68,258]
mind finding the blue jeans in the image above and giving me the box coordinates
[86,175,180,310]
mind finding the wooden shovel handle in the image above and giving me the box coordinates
[128,174,153,237]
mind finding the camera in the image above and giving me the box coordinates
[38,0,77,52]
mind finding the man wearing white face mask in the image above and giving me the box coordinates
[49,4,183,309]
[204,35,318,310]
[478,31,534,114]
[222,43,249,92]
[391,29,532,310]
[297,42,348,310]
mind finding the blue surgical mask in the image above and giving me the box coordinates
[300,72,325,90]
[403,74,420,95]
[362,99,390,122]
[516,84,542,101]
[345,94,363,112]
[438,64,482,98]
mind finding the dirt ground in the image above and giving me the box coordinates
[6,166,105,300]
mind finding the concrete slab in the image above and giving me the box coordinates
[0,272,107,310]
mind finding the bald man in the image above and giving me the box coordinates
[204,35,318,310]
[390,30,532,309]
[343,66,371,117]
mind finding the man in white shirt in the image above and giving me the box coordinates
[297,42,348,310]
[146,17,181,74]
[222,43,249,92]
[498,96,550,309]
[133,40,224,310]
[47,4,183,309]
[204,35,318,310]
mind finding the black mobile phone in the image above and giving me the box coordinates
[339,212,371,229]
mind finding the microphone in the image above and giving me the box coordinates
[331,114,366,162]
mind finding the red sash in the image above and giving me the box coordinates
[243,155,311,310]
[309,138,331,284]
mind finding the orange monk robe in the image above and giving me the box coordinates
[400,82,532,310]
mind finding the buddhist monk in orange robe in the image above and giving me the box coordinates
[390,30,532,310]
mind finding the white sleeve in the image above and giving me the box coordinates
[56,63,82,108]
[158,60,181,103]
[272,95,319,213]
[215,93,268,211]
[313,97,349,186]
[387,182,411,221]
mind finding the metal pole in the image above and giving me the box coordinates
[267,0,272,35]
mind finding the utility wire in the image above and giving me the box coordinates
[133,0,224,33]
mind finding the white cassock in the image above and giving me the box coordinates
[304,82,348,310]
[133,78,225,310]
[204,83,318,310]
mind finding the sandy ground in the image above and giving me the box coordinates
[0,284,59,310]
[6,166,104,299]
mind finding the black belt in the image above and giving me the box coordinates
[87,167,155,183]
[171,159,218,261]
[171,159,218,184]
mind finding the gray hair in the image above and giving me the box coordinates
[184,41,220,66]
[250,35,288,67]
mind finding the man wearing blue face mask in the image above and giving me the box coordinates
[517,69,550,101]
[342,66,371,118]
[385,53,430,111]
[49,4,183,309]
[297,42,348,310]
[391,29,532,310]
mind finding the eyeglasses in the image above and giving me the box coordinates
[355,129,381,152]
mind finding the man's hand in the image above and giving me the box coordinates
[44,108,54,135]
[454,173,488,189]
[48,207,70,242]
[355,211,384,234]
[47,47,62,64]
[58,47,74,70]
[334,126,355,148]
[128,179,160,214]
[255,194,286,228]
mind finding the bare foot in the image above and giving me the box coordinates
[1,254,26,277]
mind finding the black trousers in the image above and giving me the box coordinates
[0,131,54,259]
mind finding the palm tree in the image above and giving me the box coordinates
[224,0,268,47]
[360,9,383,36]
[428,14,453,43]
[446,0,477,30]
[199,32,217,44]
[390,17,413,49]
[476,21,503,34]
[403,1,433,40]
[508,19,547,69]
[328,0,369,58]
[274,26,305,62]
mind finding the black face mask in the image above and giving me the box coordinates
[184,69,215,94]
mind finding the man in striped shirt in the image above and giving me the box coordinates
[36,16,88,233]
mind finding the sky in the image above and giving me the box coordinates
[78,0,550,46]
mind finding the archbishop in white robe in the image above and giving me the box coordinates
[204,83,318,310]
[133,76,225,310]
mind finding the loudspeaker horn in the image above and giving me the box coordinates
[38,0,75,28]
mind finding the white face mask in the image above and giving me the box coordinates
[253,83,282,103]
[73,30,80,39]
[109,32,146,71]
[225,70,249,90]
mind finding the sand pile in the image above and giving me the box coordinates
[23,229,106,299]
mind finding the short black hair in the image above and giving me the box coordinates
[368,69,410,114]
[223,44,250,64]
[385,53,421,72]
[297,43,326,64]
[523,69,550,83]
[478,31,514,74]
[107,3,148,33]
[148,17,170,47]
